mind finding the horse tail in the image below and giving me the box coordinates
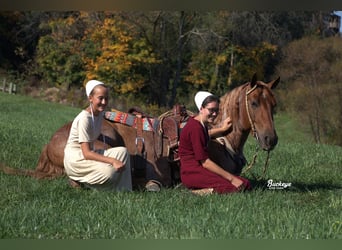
[0,145,65,179]
[0,162,37,177]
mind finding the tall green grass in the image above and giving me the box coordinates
[0,92,341,239]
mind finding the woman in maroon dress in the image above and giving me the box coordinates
[178,91,251,194]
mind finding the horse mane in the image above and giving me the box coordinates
[213,82,256,155]
[215,83,249,127]
[216,80,275,127]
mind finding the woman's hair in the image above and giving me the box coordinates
[201,95,220,108]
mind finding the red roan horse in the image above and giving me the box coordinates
[0,74,279,188]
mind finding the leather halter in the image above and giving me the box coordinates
[245,84,258,141]
[242,83,271,180]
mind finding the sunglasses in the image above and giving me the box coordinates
[206,107,219,114]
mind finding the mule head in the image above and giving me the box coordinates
[245,75,280,151]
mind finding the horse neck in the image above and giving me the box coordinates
[216,84,251,154]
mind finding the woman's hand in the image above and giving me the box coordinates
[208,116,233,137]
[111,159,125,172]
[231,177,245,191]
[221,116,232,132]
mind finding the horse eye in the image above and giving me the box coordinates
[251,101,258,108]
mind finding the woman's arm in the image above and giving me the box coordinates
[201,158,244,189]
[81,142,125,171]
[209,117,232,138]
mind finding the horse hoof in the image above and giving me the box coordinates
[145,180,162,192]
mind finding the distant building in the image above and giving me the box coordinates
[328,13,341,36]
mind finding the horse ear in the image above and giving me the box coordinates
[269,77,280,90]
[250,73,257,88]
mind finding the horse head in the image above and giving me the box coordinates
[243,74,279,151]
[217,74,280,154]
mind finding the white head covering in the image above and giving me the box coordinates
[194,91,213,111]
[85,80,105,97]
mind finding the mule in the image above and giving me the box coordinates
[0,74,280,187]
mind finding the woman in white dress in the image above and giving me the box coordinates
[64,80,132,191]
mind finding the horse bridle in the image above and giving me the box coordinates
[243,83,270,180]
[245,84,258,141]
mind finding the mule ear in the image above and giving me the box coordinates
[269,77,280,90]
[250,73,257,88]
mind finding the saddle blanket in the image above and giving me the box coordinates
[104,110,159,132]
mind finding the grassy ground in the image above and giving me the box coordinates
[0,92,341,239]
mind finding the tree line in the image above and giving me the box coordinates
[0,11,341,145]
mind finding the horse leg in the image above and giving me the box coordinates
[34,143,65,179]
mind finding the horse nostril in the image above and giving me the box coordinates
[263,134,278,150]
[265,135,270,145]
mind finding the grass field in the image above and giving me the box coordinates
[0,92,341,239]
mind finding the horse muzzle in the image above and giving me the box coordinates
[258,131,278,151]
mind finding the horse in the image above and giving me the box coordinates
[208,73,279,176]
[0,105,185,189]
[0,74,280,188]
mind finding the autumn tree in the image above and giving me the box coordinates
[277,36,342,145]
[82,12,160,103]
[117,11,199,107]
[34,11,161,108]
[183,11,278,98]
[1,10,334,112]
[35,12,86,90]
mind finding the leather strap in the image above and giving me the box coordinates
[135,114,144,154]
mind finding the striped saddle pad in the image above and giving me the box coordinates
[104,109,160,132]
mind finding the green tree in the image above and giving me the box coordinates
[1,10,334,112]
[82,12,160,104]
[183,11,279,96]
[36,12,86,90]
[119,11,199,107]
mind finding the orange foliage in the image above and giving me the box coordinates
[83,17,159,94]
